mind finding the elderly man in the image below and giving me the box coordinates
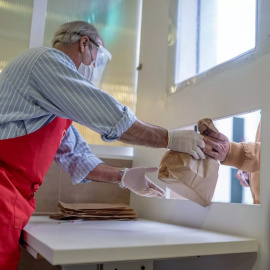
[0,21,205,269]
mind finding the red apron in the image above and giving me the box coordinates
[0,117,72,270]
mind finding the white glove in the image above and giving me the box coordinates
[121,167,165,198]
[167,129,205,159]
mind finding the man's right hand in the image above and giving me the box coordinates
[167,129,205,159]
[203,131,230,161]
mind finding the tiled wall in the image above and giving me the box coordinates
[34,158,133,214]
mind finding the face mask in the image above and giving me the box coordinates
[77,61,95,82]
[78,45,112,87]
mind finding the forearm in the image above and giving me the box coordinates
[119,119,168,148]
[222,142,260,172]
[85,163,122,184]
[86,164,165,198]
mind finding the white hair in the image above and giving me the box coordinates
[51,21,100,48]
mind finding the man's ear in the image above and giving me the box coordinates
[79,36,89,53]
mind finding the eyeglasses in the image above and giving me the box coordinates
[73,32,112,62]
[55,31,100,48]
[73,32,100,48]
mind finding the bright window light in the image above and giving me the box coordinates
[175,0,257,84]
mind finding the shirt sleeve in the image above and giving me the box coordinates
[54,124,104,184]
[221,142,261,173]
[29,49,136,142]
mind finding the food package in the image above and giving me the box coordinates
[158,119,219,207]
[197,118,219,135]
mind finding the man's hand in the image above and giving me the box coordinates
[167,130,205,159]
[203,131,230,161]
[121,167,165,198]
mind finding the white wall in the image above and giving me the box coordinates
[131,0,270,269]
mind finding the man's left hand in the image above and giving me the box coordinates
[121,167,165,198]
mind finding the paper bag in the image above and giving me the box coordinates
[158,151,219,207]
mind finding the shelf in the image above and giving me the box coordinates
[88,145,133,160]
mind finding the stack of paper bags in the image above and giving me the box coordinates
[49,201,138,221]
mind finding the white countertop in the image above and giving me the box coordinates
[22,216,258,266]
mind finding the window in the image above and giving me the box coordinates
[167,0,257,90]
[43,0,142,146]
[0,0,34,72]
[211,110,261,204]
[166,110,261,204]
[0,0,141,147]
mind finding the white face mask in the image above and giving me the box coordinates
[77,45,112,87]
[77,61,95,82]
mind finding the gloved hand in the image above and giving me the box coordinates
[167,129,205,159]
[121,167,165,198]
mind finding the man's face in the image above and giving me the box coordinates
[84,37,104,66]
[78,35,111,87]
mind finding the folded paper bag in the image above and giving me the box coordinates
[158,150,219,207]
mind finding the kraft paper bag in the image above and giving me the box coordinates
[158,151,219,207]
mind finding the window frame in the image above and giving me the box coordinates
[166,0,259,95]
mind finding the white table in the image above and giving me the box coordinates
[22,216,258,267]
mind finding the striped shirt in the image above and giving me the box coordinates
[0,47,136,184]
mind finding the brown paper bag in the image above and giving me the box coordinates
[158,151,219,207]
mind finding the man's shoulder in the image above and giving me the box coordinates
[20,46,53,56]
[5,47,75,75]
[28,47,75,68]
[22,47,64,60]
[8,47,56,66]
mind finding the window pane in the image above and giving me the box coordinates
[44,0,141,146]
[175,0,256,84]
[166,110,261,205]
[0,0,33,72]
[212,110,261,204]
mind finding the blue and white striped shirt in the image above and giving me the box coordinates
[0,47,136,184]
